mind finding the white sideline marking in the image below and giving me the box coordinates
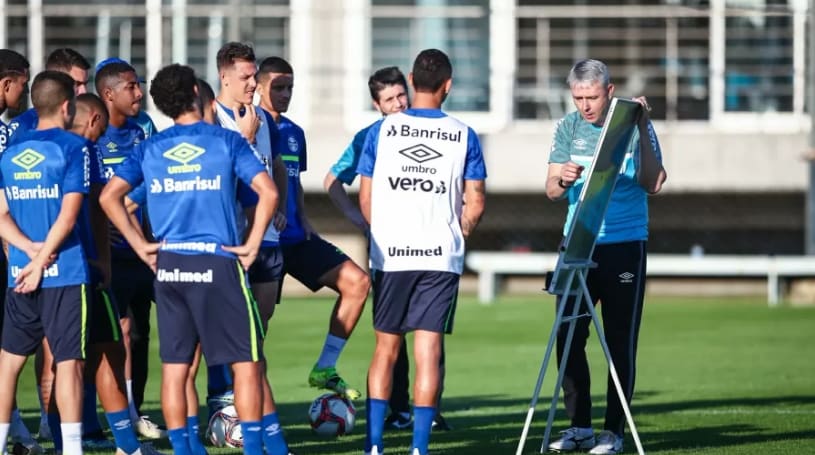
[673,408,815,415]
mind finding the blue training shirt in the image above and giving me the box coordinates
[548,110,663,244]
[114,121,267,258]
[5,108,38,148]
[277,115,308,245]
[0,128,90,288]
[330,122,376,185]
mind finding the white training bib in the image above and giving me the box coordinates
[368,112,469,274]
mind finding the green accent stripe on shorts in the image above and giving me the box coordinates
[236,262,260,361]
[100,289,121,342]
[80,284,88,358]
[443,290,458,334]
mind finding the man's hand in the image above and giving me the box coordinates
[272,212,287,232]
[23,241,56,266]
[560,161,585,187]
[14,260,44,294]
[234,104,260,144]
[134,241,160,273]
[222,244,259,271]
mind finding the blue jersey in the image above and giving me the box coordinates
[0,128,90,288]
[0,118,12,154]
[548,110,663,244]
[277,116,308,245]
[4,109,38,150]
[76,136,106,263]
[96,119,146,254]
[114,121,266,258]
[133,110,157,139]
[330,122,375,185]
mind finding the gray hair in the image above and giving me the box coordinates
[566,59,610,87]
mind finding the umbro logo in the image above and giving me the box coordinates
[398,144,442,164]
[573,139,588,150]
[619,272,635,283]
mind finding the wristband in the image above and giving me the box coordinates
[558,179,572,189]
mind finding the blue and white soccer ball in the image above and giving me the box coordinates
[207,405,243,448]
[308,393,356,436]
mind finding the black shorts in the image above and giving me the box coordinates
[154,251,264,365]
[89,287,123,345]
[280,236,349,291]
[371,270,459,334]
[2,284,90,362]
[248,246,284,284]
[111,257,154,317]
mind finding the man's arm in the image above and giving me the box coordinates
[636,118,667,194]
[545,161,585,201]
[324,171,368,233]
[461,179,486,238]
[359,176,372,225]
[15,193,84,293]
[0,192,38,259]
[99,176,158,271]
[224,172,279,270]
[271,155,288,231]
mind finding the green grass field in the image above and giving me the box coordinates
[12,295,815,454]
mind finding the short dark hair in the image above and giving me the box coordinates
[0,49,30,80]
[95,61,136,94]
[149,64,198,119]
[368,66,407,102]
[411,48,452,93]
[196,78,215,115]
[46,48,91,72]
[76,92,108,125]
[31,70,75,117]
[216,42,256,71]
[257,56,293,78]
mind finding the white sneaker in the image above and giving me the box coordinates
[134,416,168,439]
[548,427,595,452]
[589,431,623,454]
[364,445,383,455]
[37,419,52,441]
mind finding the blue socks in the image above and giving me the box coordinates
[261,412,289,455]
[186,416,208,455]
[240,421,263,455]
[412,406,435,455]
[47,413,63,452]
[82,383,103,435]
[365,398,388,453]
[105,409,140,454]
[168,427,192,455]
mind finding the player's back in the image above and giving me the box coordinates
[137,121,264,257]
[0,128,89,287]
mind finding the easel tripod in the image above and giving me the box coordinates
[516,261,645,455]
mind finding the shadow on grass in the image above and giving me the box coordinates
[17,392,815,454]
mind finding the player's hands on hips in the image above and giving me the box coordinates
[14,261,44,294]
[560,161,585,187]
[135,241,160,273]
[235,104,260,145]
[222,244,259,271]
[272,211,287,232]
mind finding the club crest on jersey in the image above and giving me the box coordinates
[287,135,299,152]
[163,142,205,174]
[388,124,462,143]
[11,148,45,180]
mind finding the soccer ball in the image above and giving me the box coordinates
[207,405,243,448]
[308,393,356,436]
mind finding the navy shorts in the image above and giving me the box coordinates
[371,270,459,334]
[248,246,284,284]
[280,236,349,292]
[154,251,264,365]
[2,284,90,362]
[111,257,155,317]
[89,287,123,345]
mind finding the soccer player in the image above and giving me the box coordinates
[256,56,370,400]
[0,48,43,455]
[95,58,165,439]
[69,92,163,455]
[210,42,292,455]
[545,59,666,455]
[324,66,450,431]
[0,70,90,455]
[6,47,112,449]
[10,48,91,137]
[358,49,487,455]
[99,63,292,455]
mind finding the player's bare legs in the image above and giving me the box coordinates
[365,331,402,454]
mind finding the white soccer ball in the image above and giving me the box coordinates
[207,405,243,448]
[308,393,356,436]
